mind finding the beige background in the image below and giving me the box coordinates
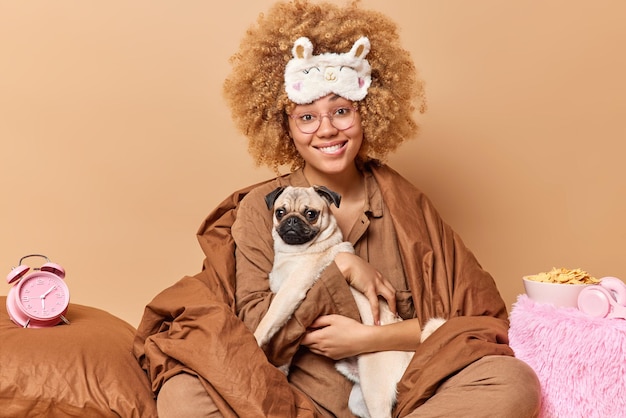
[1,1,625,327]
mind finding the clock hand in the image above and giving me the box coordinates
[40,285,57,310]
[41,285,57,299]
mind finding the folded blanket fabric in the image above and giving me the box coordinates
[509,294,626,418]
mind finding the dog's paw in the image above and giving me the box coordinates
[420,317,446,343]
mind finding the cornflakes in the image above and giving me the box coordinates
[525,267,600,285]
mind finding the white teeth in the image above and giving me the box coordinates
[319,143,343,154]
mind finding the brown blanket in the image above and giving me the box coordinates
[133,164,513,417]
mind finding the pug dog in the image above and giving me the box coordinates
[253,185,353,349]
[256,185,446,418]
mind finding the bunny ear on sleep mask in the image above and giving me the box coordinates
[284,36,372,104]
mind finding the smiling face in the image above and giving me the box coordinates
[288,94,363,180]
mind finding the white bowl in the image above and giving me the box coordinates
[522,276,592,308]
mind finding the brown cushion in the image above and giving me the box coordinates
[0,296,157,417]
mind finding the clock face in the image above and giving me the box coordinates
[16,271,70,320]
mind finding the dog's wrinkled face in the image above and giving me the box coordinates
[265,186,341,246]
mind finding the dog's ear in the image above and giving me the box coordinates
[313,185,342,208]
[265,186,286,210]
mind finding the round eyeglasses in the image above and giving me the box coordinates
[289,105,358,134]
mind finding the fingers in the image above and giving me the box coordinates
[300,330,314,346]
[308,314,334,329]
[301,315,333,350]
[378,279,397,315]
[335,253,398,321]
[367,292,381,325]
[301,324,322,347]
[360,274,398,325]
[368,275,397,323]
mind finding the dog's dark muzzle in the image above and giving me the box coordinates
[277,216,319,245]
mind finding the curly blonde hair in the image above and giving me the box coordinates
[223,0,426,172]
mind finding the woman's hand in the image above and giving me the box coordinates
[301,314,372,359]
[334,252,397,325]
[302,315,424,359]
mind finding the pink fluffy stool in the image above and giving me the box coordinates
[509,294,626,418]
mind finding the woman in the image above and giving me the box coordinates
[133,1,541,417]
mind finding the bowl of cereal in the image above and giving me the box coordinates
[523,267,599,308]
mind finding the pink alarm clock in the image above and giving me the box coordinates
[6,254,70,328]
[577,276,626,319]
